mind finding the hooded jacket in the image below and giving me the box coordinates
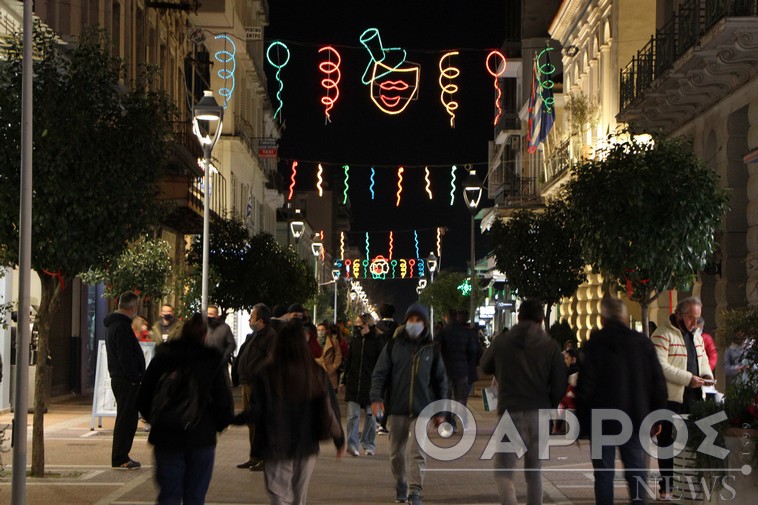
[340,326,384,405]
[370,323,448,418]
[480,320,566,414]
[576,320,668,433]
[136,339,233,450]
[104,312,146,383]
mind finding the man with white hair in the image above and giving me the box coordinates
[650,296,713,499]
[576,297,667,504]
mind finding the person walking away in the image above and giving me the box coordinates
[374,303,397,434]
[205,305,236,364]
[339,313,384,456]
[105,291,146,469]
[316,324,343,392]
[370,304,448,505]
[650,296,713,500]
[576,297,668,505]
[479,299,566,505]
[233,320,345,505]
[435,308,480,431]
[137,313,233,505]
[151,304,182,345]
[235,303,277,471]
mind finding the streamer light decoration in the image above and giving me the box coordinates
[413,229,420,259]
[408,259,416,278]
[396,166,404,207]
[449,165,458,206]
[536,47,556,113]
[317,46,341,122]
[334,256,427,280]
[417,259,425,278]
[288,161,298,201]
[399,259,408,278]
[340,231,345,260]
[365,232,370,260]
[438,51,460,127]
[342,165,350,204]
[369,167,376,200]
[391,259,398,278]
[388,231,394,260]
[266,41,291,122]
[320,230,326,260]
[344,259,352,278]
[316,164,324,197]
[214,34,237,108]
[486,50,507,126]
[423,167,433,199]
[436,227,442,258]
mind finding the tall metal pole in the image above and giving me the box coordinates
[333,280,338,324]
[201,145,211,312]
[430,270,435,336]
[12,0,34,501]
[469,214,476,325]
[313,257,318,324]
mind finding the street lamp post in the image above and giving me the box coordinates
[331,266,341,324]
[311,234,323,324]
[192,90,224,313]
[426,251,438,334]
[462,168,482,325]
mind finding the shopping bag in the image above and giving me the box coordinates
[482,385,498,412]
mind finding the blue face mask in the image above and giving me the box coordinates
[405,321,424,338]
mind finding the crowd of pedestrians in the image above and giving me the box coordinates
[101,288,750,505]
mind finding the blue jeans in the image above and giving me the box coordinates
[591,436,648,505]
[346,401,376,452]
[154,445,215,505]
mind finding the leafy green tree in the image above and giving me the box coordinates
[419,271,472,320]
[563,132,729,334]
[490,200,585,322]
[0,29,174,475]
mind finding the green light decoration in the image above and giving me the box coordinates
[536,47,555,114]
[342,164,350,204]
[457,278,472,296]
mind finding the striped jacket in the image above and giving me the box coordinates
[651,316,713,403]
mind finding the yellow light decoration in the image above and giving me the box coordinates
[424,167,433,199]
[396,166,405,207]
[436,227,442,258]
[388,231,394,260]
[340,231,345,260]
[317,163,324,197]
[352,258,361,278]
[438,51,460,127]
[399,259,408,278]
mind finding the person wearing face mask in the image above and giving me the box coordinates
[316,324,343,392]
[104,291,146,469]
[151,304,182,345]
[339,313,384,457]
[650,296,713,500]
[205,305,237,364]
[370,304,448,505]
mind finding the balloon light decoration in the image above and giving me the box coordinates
[438,51,460,127]
[266,41,291,122]
[318,46,342,122]
[396,167,405,207]
[214,34,237,108]
[485,50,507,126]
[288,160,298,201]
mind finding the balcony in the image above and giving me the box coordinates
[158,171,227,234]
[541,139,571,195]
[170,120,204,176]
[501,175,540,207]
[618,0,758,133]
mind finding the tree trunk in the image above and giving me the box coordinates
[31,274,64,477]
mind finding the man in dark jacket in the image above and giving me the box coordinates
[576,297,667,505]
[370,303,448,505]
[205,305,236,363]
[105,291,146,469]
[435,308,480,430]
[235,303,277,470]
[480,299,566,505]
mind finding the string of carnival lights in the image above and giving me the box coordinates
[485,50,507,125]
[317,46,341,122]
[266,41,291,122]
[214,34,237,108]
[438,50,460,127]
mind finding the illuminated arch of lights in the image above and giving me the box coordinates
[438,51,460,127]
[317,46,341,122]
[266,41,291,122]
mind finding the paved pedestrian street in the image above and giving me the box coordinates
[0,384,671,505]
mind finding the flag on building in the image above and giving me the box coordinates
[245,190,253,231]
[527,48,556,154]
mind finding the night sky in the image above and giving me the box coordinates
[266,1,508,315]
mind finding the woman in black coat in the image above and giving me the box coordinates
[137,313,234,505]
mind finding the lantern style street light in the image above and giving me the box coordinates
[192,90,224,313]
[462,168,482,324]
[426,251,438,333]
[290,208,305,244]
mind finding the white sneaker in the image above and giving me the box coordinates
[348,448,360,457]
[365,449,375,456]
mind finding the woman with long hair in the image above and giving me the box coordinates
[137,313,234,505]
[316,324,343,391]
[234,319,345,505]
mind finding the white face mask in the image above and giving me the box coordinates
[405,321,424,339]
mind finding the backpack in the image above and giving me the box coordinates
[150,366,202,432]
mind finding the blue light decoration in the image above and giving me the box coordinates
[414,229,420,259]
[266,41,291,122]
[417,259,425,278]
[342,165,350,205]
[449,165,458,206]
[369,167,376,200]
[359,28,408,85]
[334,256,425,280]
[214,34,237,108]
